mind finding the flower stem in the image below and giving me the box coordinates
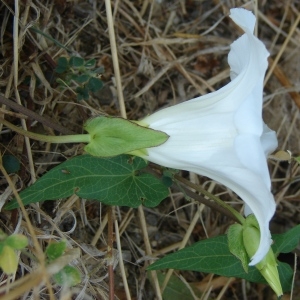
[0,118,91,144]
[175,175,245,225]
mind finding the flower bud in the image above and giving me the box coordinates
[243,216,283,297]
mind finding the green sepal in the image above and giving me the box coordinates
[242,214,260,261]
[243,215,283,297]
[127,149,148,157]
[259,253,283,298]
[84,116,169,157]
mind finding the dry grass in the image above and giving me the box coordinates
[0,0,299,299]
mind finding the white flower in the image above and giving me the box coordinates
[141,8,278,265]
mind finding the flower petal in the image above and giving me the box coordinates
[229,8,256,34]
[141,8,277,265]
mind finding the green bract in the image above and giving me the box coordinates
[84,116,169,157]
[227,223,249,272]
[238,215,283,297]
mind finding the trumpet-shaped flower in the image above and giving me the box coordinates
[140,8,278,265]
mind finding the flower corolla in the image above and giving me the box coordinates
[140,8,278,265]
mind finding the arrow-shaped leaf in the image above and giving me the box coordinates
[272,224,300,255]
[148,235,293,292]
[5,155,168,210]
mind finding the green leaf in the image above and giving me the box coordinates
[55,57,69,74]
[227,224,249,272]
[0,230,7,242]
[94,66,105,74]
[84,116,169,157]
[76,86,89,100]
[6,234,28,250]
[87,77,103,93]
[272,225,300,255]
[294,156,300,164]
[46,241,67,261]
[148,235,292,292]
[276,262,294,293]
[69,73,80,81]
[4,155,169,210]
[69,56,84,68]
[148,235,259,278]
[53,265,81,286]
[84,59,96,68]
[0,246,18,274]
[74,74,90,83]
[161,174,173,188]
[2,155,20,173]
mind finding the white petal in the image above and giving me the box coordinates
[141,8,277,265]
[234,82,264,135]
[234,135,271,188]
[229,8,256,34]
[261,124,278,157]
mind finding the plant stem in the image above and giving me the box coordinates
[175,174,245,225]
[0,117,91,144]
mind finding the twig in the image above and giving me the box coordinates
[174,175,245,224]
[13,0,36,184]
[0,248,80,299]
[104,1,127,298]
[115,220,132,300]
[91,213,108,246]
[216,277,235,300]
[264,10,300,86]
[268,58,300,109]
[0,94,75,135]
[161,205,202,293]
[105,0,127,119]
[138,206,162,300]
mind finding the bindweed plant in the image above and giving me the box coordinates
[1,7,299,298]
